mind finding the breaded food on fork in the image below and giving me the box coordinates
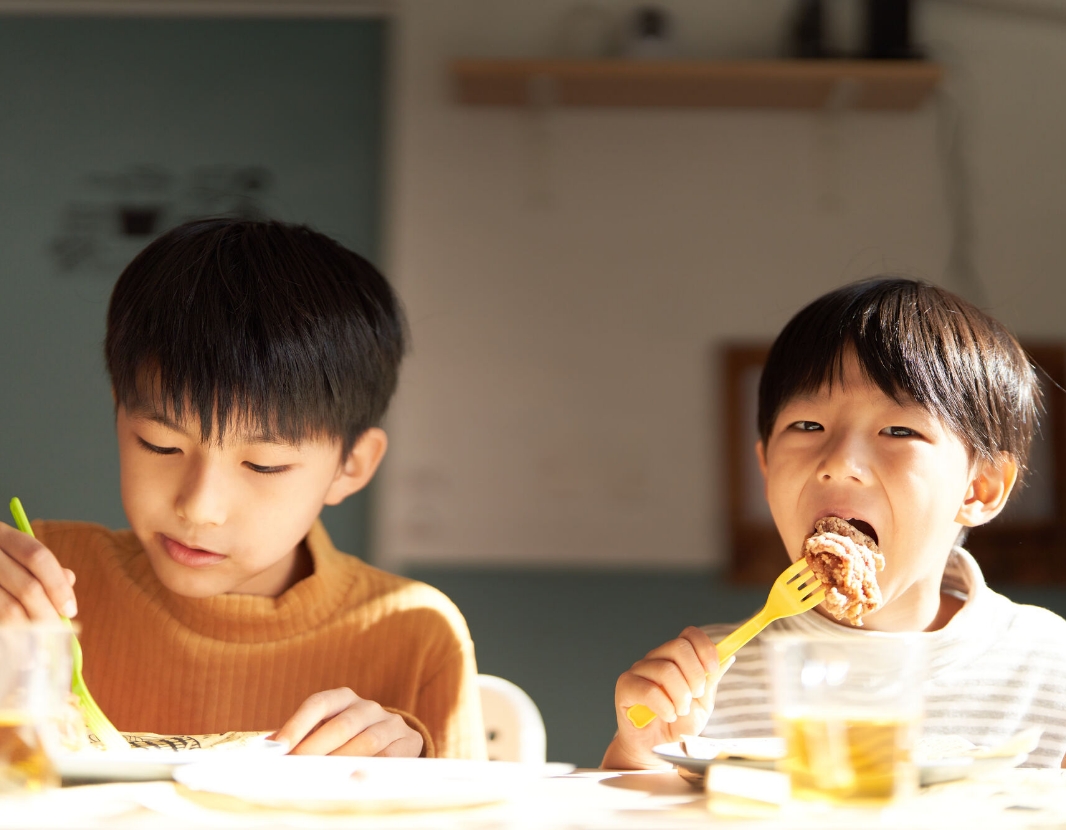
[804,517,885,626]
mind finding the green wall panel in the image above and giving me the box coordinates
[0,16,386,559]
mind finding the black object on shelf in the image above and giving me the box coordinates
[623,6,675,59]
[789,0,827,59]
[864,0,921,59]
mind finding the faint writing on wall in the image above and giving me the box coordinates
[49,164,274,277]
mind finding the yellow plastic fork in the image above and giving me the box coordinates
[626,558,826,728]
[9,497,128,751]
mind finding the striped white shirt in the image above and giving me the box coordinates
[700,548,1066,767]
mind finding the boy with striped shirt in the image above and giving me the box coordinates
[604,277,1066,770]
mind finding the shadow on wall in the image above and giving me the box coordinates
[408,567,1066,768]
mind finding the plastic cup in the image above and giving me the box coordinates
[765,634,926,805]
[0,622,74,793]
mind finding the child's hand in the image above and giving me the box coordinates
[274,688,424,757]
[0,522,78,622]
[602,626,730,769]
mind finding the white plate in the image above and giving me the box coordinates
[174,756,575,813]
[655,741,1028,787]
[55,738,288,783]
[653,741,779,775]
[917,752,1028,786]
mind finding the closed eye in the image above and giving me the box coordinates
[137,436,180,456]
[245,462,290,475]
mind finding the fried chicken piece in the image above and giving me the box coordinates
[803,516,885,626]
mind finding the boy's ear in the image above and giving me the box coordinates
[956,455,1018,528]
[756,440,768,484]
[324,428,388,506]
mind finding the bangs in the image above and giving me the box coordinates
[116,366,333,448]
[106,219,404,453]
[758,279,1040,470]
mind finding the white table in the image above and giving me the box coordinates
[2,767,1066,829]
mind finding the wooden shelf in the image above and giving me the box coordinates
[451,59,942,111]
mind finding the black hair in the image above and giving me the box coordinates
[105,218,406,455]
[757,277,1041,477]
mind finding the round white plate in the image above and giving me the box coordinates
[55,739,288,783]
[173,756,574,813]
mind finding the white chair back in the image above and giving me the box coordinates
[477,674,547,763]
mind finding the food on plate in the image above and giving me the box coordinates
[120,731,274,751]
[803,517,884,626]
[74,729,273,753]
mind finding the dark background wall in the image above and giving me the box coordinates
[0,15,385,559]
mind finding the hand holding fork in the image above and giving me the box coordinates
[624,558,825,729]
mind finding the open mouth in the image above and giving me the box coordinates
[847,518,879,546]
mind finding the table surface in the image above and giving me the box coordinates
[3,766,1066,829]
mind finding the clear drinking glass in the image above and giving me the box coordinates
[0,622,74,793]
[765,634,927,805]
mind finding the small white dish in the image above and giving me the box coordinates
[917,752,1028,786]
[915,728,1037,785]
[653,740,779,776]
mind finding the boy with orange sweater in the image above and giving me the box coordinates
[0,218,485,760]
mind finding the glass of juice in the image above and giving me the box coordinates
[765,634,926,805]
[0,622,74,793]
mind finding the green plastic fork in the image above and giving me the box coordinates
[626,557,827,728]
[9,497,128,751]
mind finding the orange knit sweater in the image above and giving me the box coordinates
[34,519,486,760]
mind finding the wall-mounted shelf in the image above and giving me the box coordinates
[452,58,942,110]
